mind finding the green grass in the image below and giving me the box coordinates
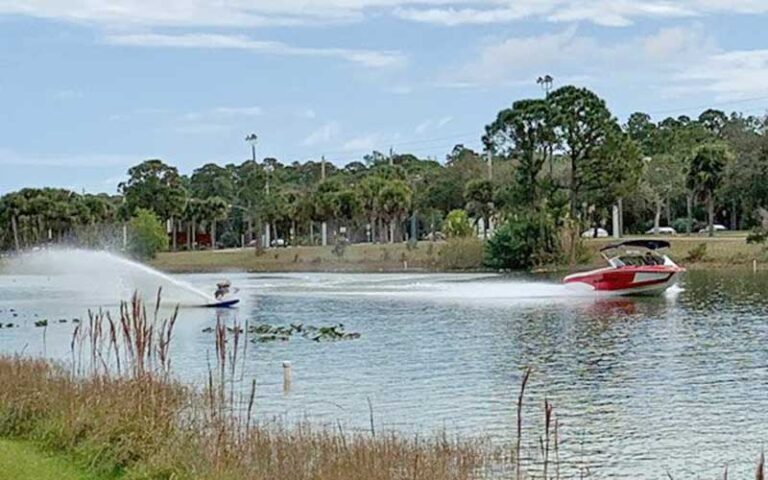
[151,241,447,273]
[151,233,768,273]
[0,439,103,480]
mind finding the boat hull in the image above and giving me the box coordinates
[564,266,683,296]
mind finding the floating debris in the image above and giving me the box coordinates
[5,323,15,328]
[201,327,213,333]
[58,318,68,323]
[72,318,80,323]
[34,320,48,328]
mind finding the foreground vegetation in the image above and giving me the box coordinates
[0,439,104,480]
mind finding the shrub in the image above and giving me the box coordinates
[672,217,693,234]
[747,228,768,244]
[127,209,168,260]
[442,209,474,239]
[684,242,708,262]
[437,238,484,270]
[484,215,560,270]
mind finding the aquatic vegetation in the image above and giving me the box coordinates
[241,322,361,343]
[33,320,48,328]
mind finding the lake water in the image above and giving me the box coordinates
[1,258,767,478]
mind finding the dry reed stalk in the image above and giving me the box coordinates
[758,451,765,480]
[543,398,553,480]
[516,367,532,480]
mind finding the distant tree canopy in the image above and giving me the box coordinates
[3,85,768,262]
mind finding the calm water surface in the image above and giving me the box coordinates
[1,264,767,479]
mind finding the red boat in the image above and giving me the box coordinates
[564,240,685,296]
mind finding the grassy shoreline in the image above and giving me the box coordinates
[150,234,768,274]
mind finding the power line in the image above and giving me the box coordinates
[645,92,768,117]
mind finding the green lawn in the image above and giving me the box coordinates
[0,439,102,480]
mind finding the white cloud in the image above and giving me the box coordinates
[181,105,263,121]
[675,49,768,100]
[393,5,545,26]
[443,25,716,88]
[415,115,453,134]
[0,148,137,167]
[341,133,383,152]
[303,121,341,146]
[5,0,767,29]
[106,33,405,68]
[394,0,762,27]
[299,108,317,119]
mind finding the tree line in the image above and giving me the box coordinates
[2,85,767,266]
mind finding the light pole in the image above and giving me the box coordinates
[245,133,258,162]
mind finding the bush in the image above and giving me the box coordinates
[484,215,559,270]
[442,209,474,239]
[437,238,484,270]
[684,242,708,262]
[127,209,168,260]
[672,217,693,234]
[747,228,768,244]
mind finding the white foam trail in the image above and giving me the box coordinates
[255,273,597,306]
[2,248,213,304]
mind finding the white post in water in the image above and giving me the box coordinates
[612,204,620,239]
[282,361,292,393]
[122,224,127,250]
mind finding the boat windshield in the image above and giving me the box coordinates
[611,253,664,267]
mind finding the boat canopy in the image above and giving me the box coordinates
[600,240,671,252]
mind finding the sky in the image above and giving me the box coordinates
[2,0,768,194]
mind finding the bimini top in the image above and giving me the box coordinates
[600,239,671,252]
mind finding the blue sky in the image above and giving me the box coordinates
[2,0,768,194]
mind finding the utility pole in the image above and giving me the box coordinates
[321,155,328,247]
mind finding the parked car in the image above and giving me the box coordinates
[423,231,445,241]
[698,224,727,234]
[581,228,609,238]
[645,226,677,235]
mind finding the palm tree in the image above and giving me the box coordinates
[464,179,494,239]
[203,197,230,249]
[378,180,412,243]
[183,200,205,250]
[359,176,386,243]
[688,144,730,237]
